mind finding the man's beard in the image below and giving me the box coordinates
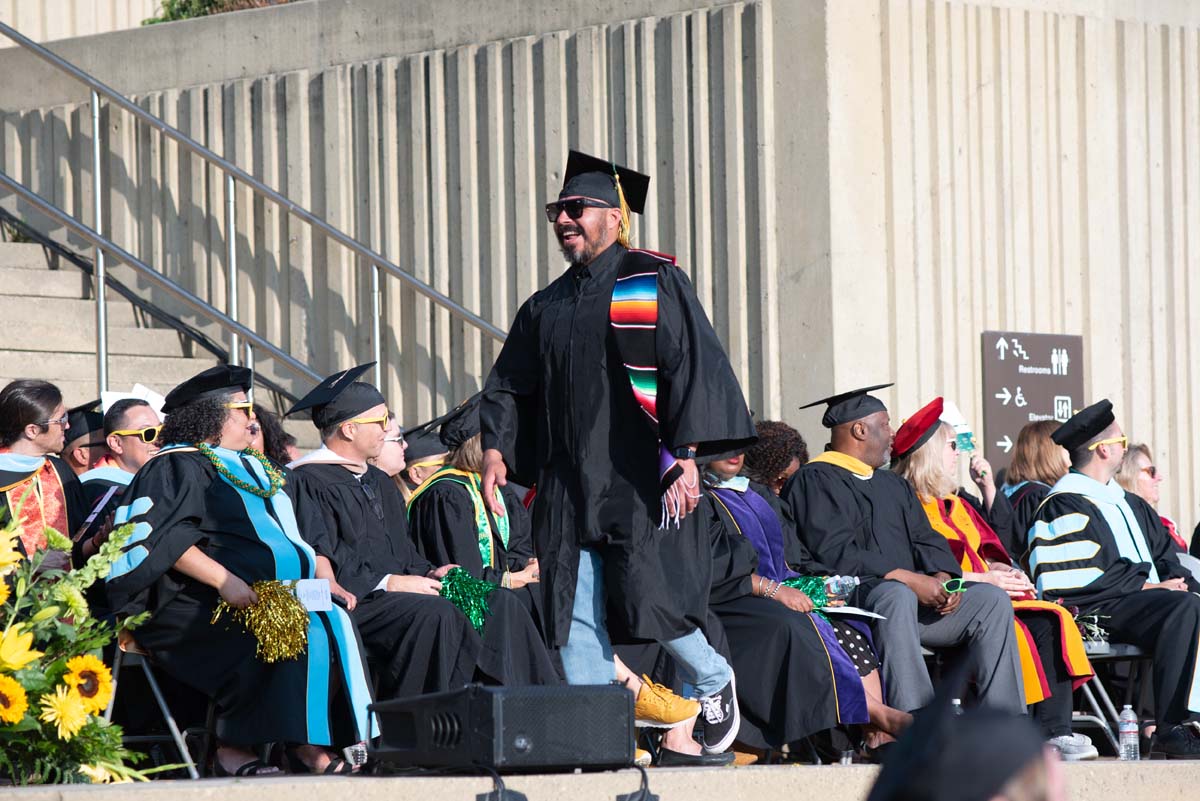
[557,224,601,267]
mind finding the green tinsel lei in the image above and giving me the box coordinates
[782,575,830,621]
[439,567,498,634]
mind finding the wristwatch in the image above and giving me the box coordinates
[670,446,697,460]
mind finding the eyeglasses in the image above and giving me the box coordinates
[1087,435,1127,451]
[224,401,255,417]
[1140,465,1159,479]
[544,198,614,223]
[40,414,69,428]
[947,439,958,452]
[347,413,389,427]
[383,434,406,446]
[110,425,162,444]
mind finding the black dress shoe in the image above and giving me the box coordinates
[1151,723,1200,759]
[655,747,736,767]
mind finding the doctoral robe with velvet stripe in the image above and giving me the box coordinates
[105,446,375,747]
[920,494,1093,706]
[480,242,757,647]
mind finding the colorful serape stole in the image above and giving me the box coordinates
[609,249,685,527]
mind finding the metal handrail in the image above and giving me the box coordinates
[0,20,505,390]
[0,170,323,384]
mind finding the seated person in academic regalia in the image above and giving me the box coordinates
[867,674,1063,801]
[61,400,107,477]
[741,419,808,497]
[104,365,376,776]
[285,366,560,694]
[407,394,540,595]
[701,450,912,756]
[392,421,449,502]
[784,385,1025,716]
[0,379,87,570]
[1000,421,1069,563]
[892,398,1096,761]
[1029,400,1200,758]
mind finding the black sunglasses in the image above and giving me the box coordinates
[544,198,614,223]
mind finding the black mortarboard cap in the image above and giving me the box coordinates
[800,383,894,429]
[285,363,387,431]
[559,150,650,214]
[439,393,482,450]
[866,668,1044,801]
[403,429,449,464]
[1051,399,1114,451]
[66,399,103,443]
[162,364,253,414]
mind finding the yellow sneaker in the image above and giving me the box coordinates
[634,748,653,768]
[635,674,701,728]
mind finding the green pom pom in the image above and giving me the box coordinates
[439,567,499,634]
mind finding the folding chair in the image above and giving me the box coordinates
[1072,642,1149,754]
[103,630,202,780]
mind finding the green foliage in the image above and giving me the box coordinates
[142,0,291,25]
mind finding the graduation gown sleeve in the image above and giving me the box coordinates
[1029,492,1151,607]
[700,494,756,606]
[654,264,757,459]
[480,299,542,484]
[104,453,212,617]
[499,484,536,570]
[748,480,834,575]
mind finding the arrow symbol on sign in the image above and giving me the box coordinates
[997,435,1013,453]
[994,387,1012,405]
[995,337,1009,360]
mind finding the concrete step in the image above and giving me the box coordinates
[0,242,52,269]
[0,319,192,357]
[0,294,175,330]
[0,351,217,395]
[0,265,92,298]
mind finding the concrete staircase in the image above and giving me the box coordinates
[0,240,218,407]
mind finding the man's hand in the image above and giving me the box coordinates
[663,458,701,521]
[481,448,508,517]
[330,580,358,611]
[937,590,963,616]
[427,564,458,580]
[387,575,443,595]
[891,569,950,607]
[218,573,258,608]
[1144,578,1188,592]
[773,585,815,613]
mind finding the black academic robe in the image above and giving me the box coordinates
[784,460,962,597]
[1003,481,1053,566]
[480,243,757,647]
[104,449,372,747]
[701,492,864,747]
[288,462,557,693]
[1030,482,1199,609]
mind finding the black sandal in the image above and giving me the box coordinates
[214,757,277,777]
[284,745,354,775]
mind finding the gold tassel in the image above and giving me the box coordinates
[614,171,632,248]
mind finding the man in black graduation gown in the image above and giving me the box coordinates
[479,151,757,758]
[784,385,1025,715]
[286,366,558,699]
[1028,400,1200,758]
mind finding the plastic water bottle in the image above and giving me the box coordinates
[825,575,860,602]
[1118,705,1140,760]
[951,698,964,716]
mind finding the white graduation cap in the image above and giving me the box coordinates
[101,383,167,423]
[940,400,976,453]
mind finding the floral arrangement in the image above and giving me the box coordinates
[0,497,154,785]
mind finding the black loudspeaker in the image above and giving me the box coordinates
[369,684,634,772]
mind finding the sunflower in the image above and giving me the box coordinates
[0,528,19,576]
[39,685,88,740]
[0,673,28,724]
[0,624,43,672]
[63,655,113,715]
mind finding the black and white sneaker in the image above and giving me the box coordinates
[697,675,740,754]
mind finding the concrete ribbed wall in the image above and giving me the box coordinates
[0,0,158,45]
[800,0,1200,527]
[1,0,1199,526]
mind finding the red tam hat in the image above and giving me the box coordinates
[891,397,945,465]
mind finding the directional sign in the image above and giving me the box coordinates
[981,331,1085,477]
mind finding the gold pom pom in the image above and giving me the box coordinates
[212,580,309,663]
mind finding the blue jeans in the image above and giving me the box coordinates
[559,547,732,697]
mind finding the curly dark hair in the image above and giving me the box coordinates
[159,395,230,446]
[743,420,809,486]
[255,408,294,466]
